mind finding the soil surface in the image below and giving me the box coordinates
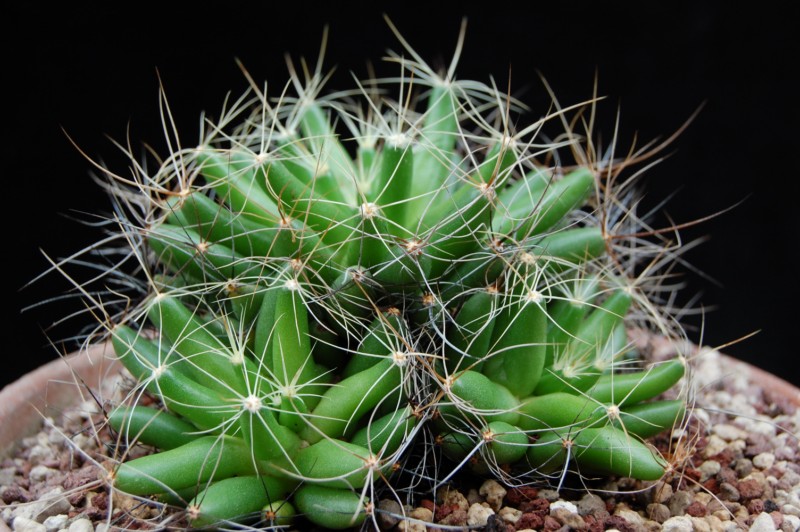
[2,334,799,531]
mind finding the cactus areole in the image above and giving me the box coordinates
[85,22,690,530]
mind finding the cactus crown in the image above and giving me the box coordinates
[62,21,690,530]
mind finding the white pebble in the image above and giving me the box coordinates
[467,503,494,527]
[29,465,56,482]
[0,466,17,485]
[12,516,46,532]
[27,444,55,466]
[698,460,722,481]
[615,508,643,526]
[68,519,94,532]
[713,423,748,441]
[753,452,776,470]
[783,503,800,516]
[689,516,711,532]
[735,415,777,437]
[478,479,506,511]
[498,506,522,524]
[550,500,578,514]
[703,435,728,457]
[662,515,694,532]
[749,512,777,532]
[782,515,800,531]
[42,514,68,532]
[396,520,425,532]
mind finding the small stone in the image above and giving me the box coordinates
[11,487,71,523]
[685,501,708,517]
[704,515,725,532]
[28,466,56,483]
[707,499,727,515]
[70,434,90,451]
[0,466,17,485]
[614,508,643,526]
[409,507,432,523]
[782,515,800,531]
[438,509,467,527]
[577,493,608,517]
[498,506,522,524]
[466,488,482,505]
[734,458,754,477]
[783,503,800,516]
[550,500,578,514]
[738,478,766,500]
[27,445,55,466]
[717,466,738,485]
[668,490,693,516]
[12,516,46,532]
[479,479,506,511]
[699,460,722,481]
[516,512,544,530]
[42,515,68,532]
[652,481,674,504]
[750,512,778,532]
[537,489,561,501]
[720,482,741,501]
[440,487,469,512]
[543,515,562,530]
[396,519,425,532]
[689,516,711,532]
[713,424,748,441]
[779,469,800,488]
[552,507,587,530]
[67,519,93,532]
[377,499,402,530]
[695,493,713,506]
[753,453,776,470]
[704,435,729,457]
[662,515,694,531]
[467,503,494,527]
[93,523,109,532]
[646,503,671,523]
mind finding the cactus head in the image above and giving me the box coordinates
[73,22,693,529]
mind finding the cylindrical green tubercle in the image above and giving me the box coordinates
[108,405,198,450]
[300,359,401,443]
[350,406,417,455]
[517,392,602,432]
[294,438,374,489]
[482,291,548,397]
[588,358,685,405]
[111,326,230,431]
[445,289,497,373]
[113,436,259,495]
[441,370,520,426]
[484,421,528,465]
[187,475,296,528]
[294,485,369,530]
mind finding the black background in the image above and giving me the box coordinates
[7,5,799,386]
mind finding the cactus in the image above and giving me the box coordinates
[74,21,693,530]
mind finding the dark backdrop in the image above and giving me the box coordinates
[7,5,799,386]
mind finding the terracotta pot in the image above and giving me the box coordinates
[0,344,118,532]
[1,343,798,531]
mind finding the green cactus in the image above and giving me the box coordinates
[86,22,692,530]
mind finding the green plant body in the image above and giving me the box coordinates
[80,21,692,530]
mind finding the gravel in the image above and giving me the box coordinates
[2,334,799,531]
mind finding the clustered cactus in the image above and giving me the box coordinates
[84,23,690,530]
